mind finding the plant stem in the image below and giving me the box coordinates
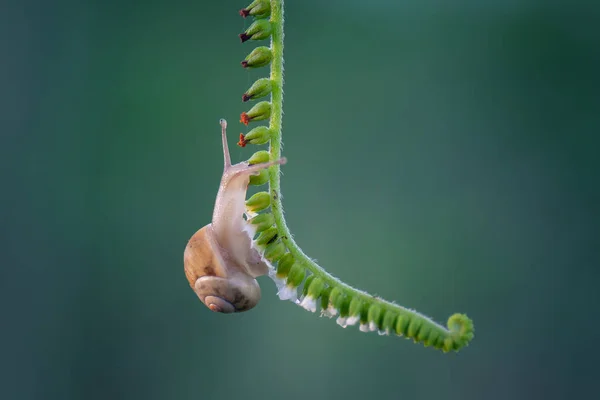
[267,0,472,350]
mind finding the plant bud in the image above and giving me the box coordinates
[286,263,305,288]
[239,0,270,19]
[307,277,325,299]
[348,297,362,318]
[241,46,272,69]
[248,150,270,164]
[239,19,272,42]
[408,319,423,340]
[367,305,383,331]
[249,169,269,186]
[239,126,272,147]
[246,191,271,212]
[395,314,409,336]
[301,275,316,297]
[328,288,343,310]
[256,226,278,246]
[276,253,295,278]
[243,78,273,102]
[381,311,397,334]
[320,287,332,312]
[264,239,286,262]
[248,213,274,232]
[240,101,271,125]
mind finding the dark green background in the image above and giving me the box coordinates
[2,1,599,399]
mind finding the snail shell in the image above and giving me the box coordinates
[184,119,286,313]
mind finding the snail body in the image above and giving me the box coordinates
[184,119,286,313]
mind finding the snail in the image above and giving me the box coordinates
[184,119,286,313]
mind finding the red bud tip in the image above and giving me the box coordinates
[239,9,250,17]
[242,93,251,102]
[241,60,249,68]
[237,134,247,147]
[239,33,251,43]
[240,112,250,125]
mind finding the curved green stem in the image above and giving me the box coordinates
[266,0,473,352]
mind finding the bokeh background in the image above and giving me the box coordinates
[2,0,599,399]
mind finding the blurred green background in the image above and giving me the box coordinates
[2,0,599,399]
